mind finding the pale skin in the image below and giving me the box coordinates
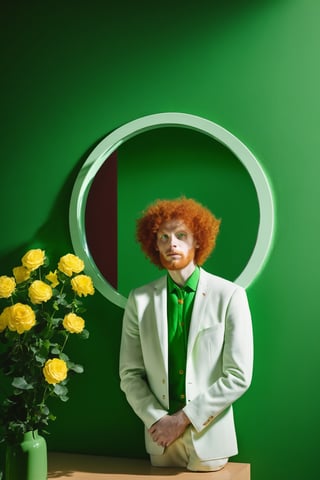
[148,219,199,447]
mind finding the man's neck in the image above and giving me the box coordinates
[167,262,197,287]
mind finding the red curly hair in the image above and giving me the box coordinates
[136,197,221,268]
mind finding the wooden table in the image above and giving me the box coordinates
[48,453,250,479]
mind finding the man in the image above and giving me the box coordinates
[119,197,253,472]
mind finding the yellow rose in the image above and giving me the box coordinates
[28,280,53,304]
[43,358,68,385]
[58,254,84,277]
[71,274,95,297]
[0,275,16,298]
[63,312,85,334]
[8,303,36,334]
[0,307,10,332]
[45,270,59,288]
[21,249,45,271]
[13,265,31,284]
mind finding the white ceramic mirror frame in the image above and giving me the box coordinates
[69,112,275,308]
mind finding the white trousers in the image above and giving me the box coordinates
[150,427,228,472]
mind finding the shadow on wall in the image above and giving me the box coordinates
[0,178,74,273]
[0,137,107,272]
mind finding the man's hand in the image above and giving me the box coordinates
[148,410,191,447]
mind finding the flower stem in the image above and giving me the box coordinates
[61,333,69,353]
[42,386,48,403]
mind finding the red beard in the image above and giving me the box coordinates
[159,248,196,271]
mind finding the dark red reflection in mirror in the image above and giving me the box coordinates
[85,151,118,289]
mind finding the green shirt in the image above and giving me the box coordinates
[167,266,200,414]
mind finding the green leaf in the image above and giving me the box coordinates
[68,363,84,374]
[12,377,33,390]
[13,389,24,396]
[59,352,69,362]
[35,354,46,365]
[53,384,68,396]
[51,317,62,326]
[53,301,59,311]
[55,294,69,307]
[40,405,50,415]
[40,339,51,351]
[51,347,61,355]
[80,329,89,340]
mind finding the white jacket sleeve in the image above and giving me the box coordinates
[119,290,168,429]
[183,287,253,432]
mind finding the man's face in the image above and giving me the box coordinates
[156,219,197,271]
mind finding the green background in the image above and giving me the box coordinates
[1,1,319,479]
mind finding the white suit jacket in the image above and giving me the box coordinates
[119,268,253,460]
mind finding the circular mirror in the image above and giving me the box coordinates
[69,113,275,308]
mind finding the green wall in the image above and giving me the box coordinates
[1,1,320,479]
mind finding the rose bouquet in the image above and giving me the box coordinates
[0,249,95,445]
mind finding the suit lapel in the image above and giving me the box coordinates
[187,268,209,358]
[153,276,168,375]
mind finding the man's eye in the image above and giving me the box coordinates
[177,232,187,239]
[159,234,168,242]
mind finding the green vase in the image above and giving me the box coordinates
[5,430,47,480]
